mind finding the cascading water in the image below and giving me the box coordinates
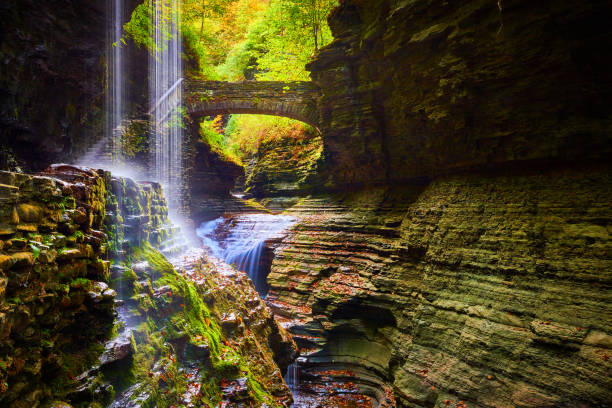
[79,0,125,168]
[109,0,124,164]
[196,214,297,295]
[150,0,184,213]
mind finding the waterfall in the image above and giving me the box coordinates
[150,0,184,212]
[196,214,297,295]
[109,0,124,164]
[80,0,126,168]
[285,363,301,391]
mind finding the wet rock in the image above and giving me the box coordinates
[8,238,27,250]
[38,249,57,264]
[16,204,43,223]
[87,290,103,304]
[132,261,152,277]
[110,264,127,280]
[10,252,34,268]
[56,248,82,261]
[0,254,15,270]
[221,311,239,331]
[70,207,88,225]
[153,285,172,299]
[0,225,16,237]
[100,335,134,366]
[102,288,117,300]
[222,377,249,402]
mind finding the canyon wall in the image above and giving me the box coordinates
[0,0,107,171]
[308,0,612,187]
[0,0,149,172]
[268,165,611,407]
[0,167,115,407]
[263,0,612,406]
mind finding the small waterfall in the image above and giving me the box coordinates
[285,363,301,391]
[196,214,297,294]
[150,0,184,212]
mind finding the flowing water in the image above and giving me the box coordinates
[149,0,184,212]
[92,1,315,404]
[79,0,126,169]
[109,0,124,164]
[196,214,297,295]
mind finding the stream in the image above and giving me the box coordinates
[196,213,297,296]
[195,212,332,406]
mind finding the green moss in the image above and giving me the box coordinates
[73,230,84,242]
[134,242,174,275]
[120,268,138,286]
[69,277,92,291]
[98,241,284,407]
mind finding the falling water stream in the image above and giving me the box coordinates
[109,0,124,164]
[196,214,297,295]
[150,0,184,212]
[78,0,126,169]
[95,0,313,404]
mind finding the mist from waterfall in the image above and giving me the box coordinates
[196,214,297,295]
[150,0,184,213]
[79,0,126,169]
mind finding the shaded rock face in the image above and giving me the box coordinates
[267,165,611,407]
[185,125,246,221]
[0,0,150,172]
[244,130,323,202]
[309,0,612,187]
[0,0,107,171]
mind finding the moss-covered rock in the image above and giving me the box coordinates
[267,165,612,407]
[0,166,115,408]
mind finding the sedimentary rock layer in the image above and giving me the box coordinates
[0,167,115,407]
[309,0,612,187]
[0,166,296,407]
[267,165,612,407]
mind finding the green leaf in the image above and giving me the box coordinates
[30,243,41,261]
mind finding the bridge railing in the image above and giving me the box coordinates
[149,78,184,123]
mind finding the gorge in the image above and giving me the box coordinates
[0,0,611,407]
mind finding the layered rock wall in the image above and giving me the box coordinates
[309,0,612,187]
[267,165,611,407]
[261,2,612,405]
[0,167,114,407]
[244,129,323,201]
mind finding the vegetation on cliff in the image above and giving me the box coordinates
[107,243,294,407]
[123,0,335,176]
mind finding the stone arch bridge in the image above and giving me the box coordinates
[183,79,322,129]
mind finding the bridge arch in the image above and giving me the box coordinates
[183,80,321,130]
